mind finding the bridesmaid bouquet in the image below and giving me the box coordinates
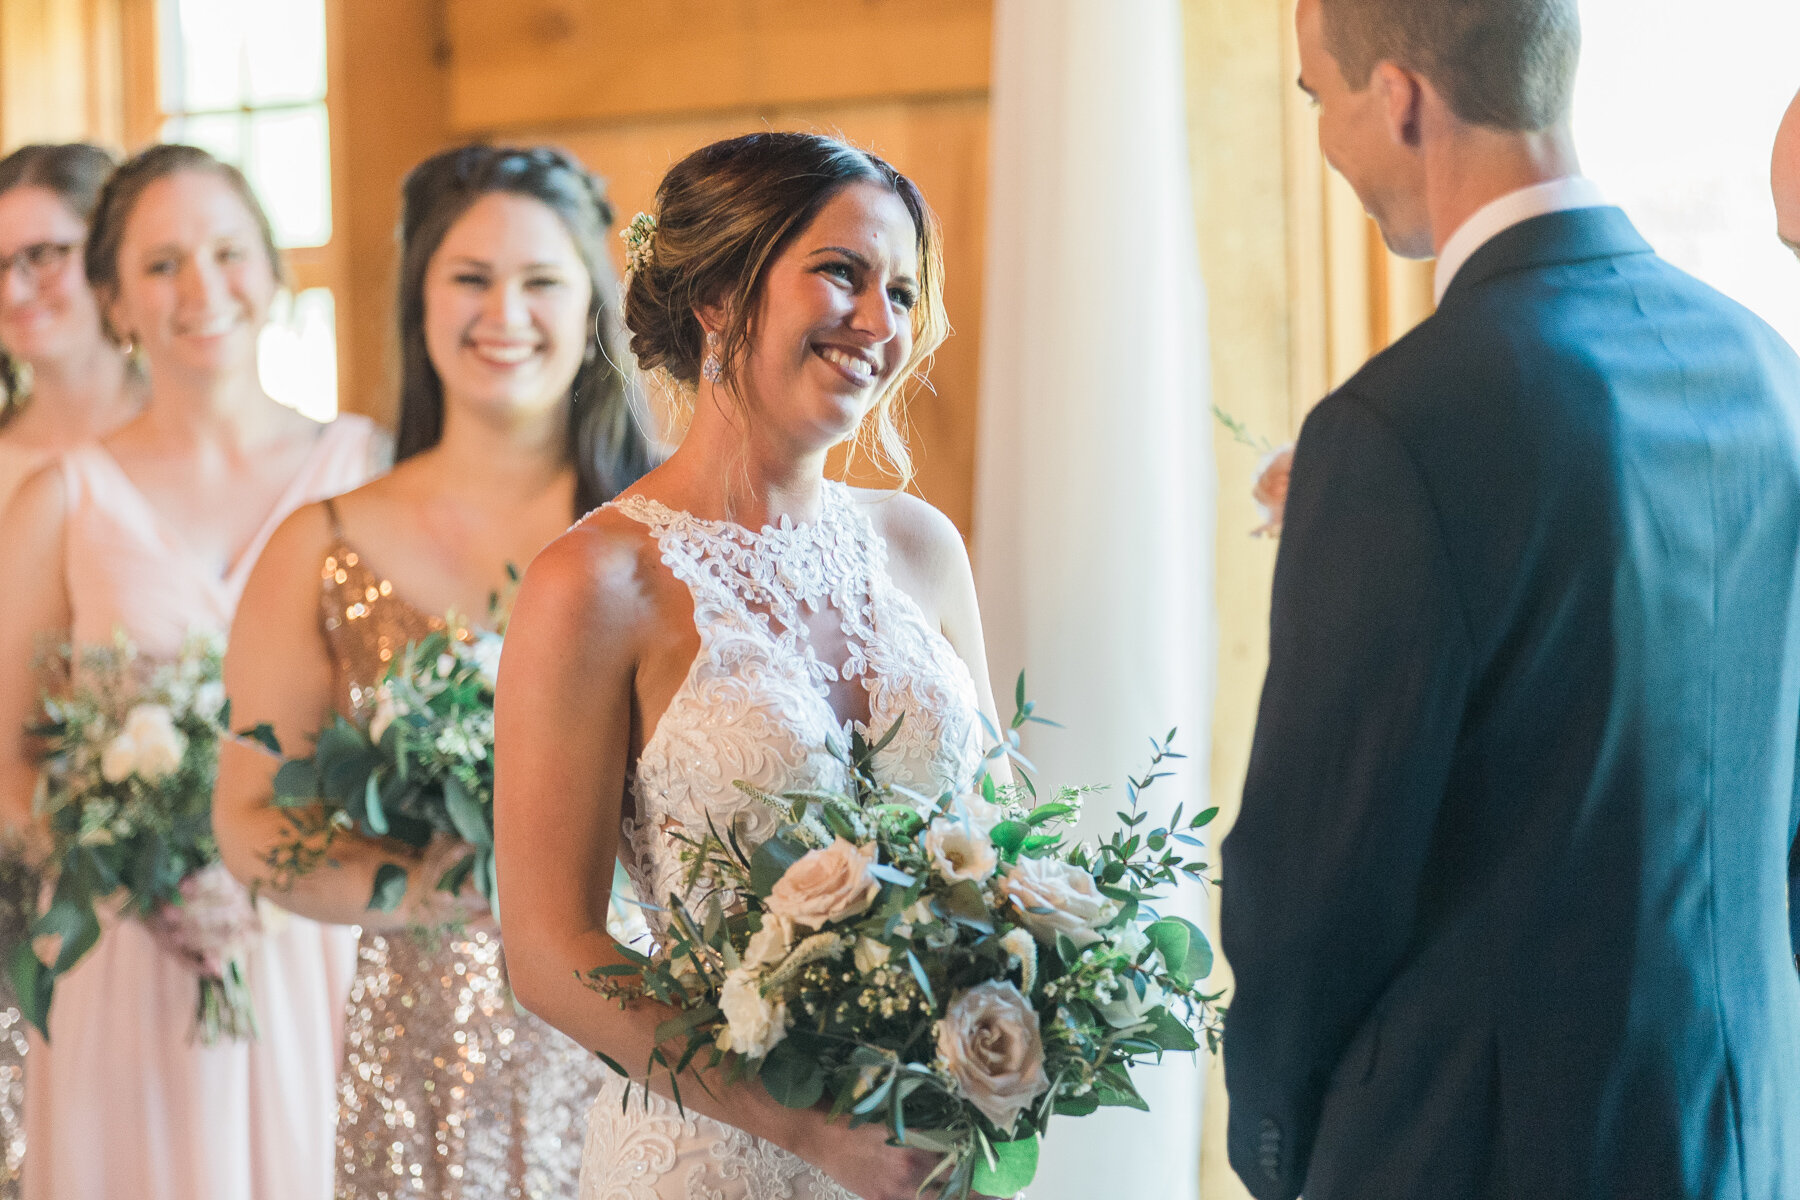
[581,683,1224,1199]
[9,630,260,1043]
[261,625,503,914]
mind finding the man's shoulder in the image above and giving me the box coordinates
[1340,252,1800,429]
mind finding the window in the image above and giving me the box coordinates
[157,0,339,419]
[1574,0,1800,352]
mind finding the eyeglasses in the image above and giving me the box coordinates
[0,242,78,287]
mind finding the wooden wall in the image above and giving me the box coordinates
[337,0,993,538]
[0,0,153,152]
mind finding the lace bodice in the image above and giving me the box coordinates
[581,482,982,1200]
[611,481,984,931]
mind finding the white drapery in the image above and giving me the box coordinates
[973,3,1215,1198]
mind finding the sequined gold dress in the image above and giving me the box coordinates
[316,499,607,1200]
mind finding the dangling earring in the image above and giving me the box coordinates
[701,331,722,383]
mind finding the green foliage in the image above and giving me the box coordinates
[266,629,501,914]
[6,631,248,1041]
[578,673,1226,1199]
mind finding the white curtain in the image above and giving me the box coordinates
[973,2,1215,1198]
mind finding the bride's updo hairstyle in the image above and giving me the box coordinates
[394,144,656,516]
[623,131,947,486]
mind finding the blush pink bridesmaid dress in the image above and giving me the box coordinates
[22,416,381,1200]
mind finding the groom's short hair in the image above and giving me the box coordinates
[1320,0,1580,132]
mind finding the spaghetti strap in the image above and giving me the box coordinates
[321,495,346,542]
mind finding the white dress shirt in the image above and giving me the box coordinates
[1433,176,1609,304]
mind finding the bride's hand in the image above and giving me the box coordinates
[802,1120,948,1200]
[798,1120,1007,1200]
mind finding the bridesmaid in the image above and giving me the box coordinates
[0,145,141,517]
[214,144,655,1200]
[0,142,139,1200]
[0,144,379,1200]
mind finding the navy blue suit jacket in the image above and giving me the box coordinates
[1221,207,1800,1200]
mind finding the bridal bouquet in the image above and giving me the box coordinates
[582,685,1223,1199]
[9,630,260,1043]
[261,625,504,914]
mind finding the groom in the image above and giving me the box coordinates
[1221,2,1800,1198]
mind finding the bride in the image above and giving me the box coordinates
[493,131,1007,1200]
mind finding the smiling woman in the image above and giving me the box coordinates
[621,131,947,496]
[0,141,383,1200]
[210,141,656,1200]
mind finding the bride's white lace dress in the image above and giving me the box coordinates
[577,482,986,1200]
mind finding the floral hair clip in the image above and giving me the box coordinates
[621,211,658,276]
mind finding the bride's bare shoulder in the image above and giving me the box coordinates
[510,504,664,642]
[847,487,969,578]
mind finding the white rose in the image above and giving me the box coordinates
[998,856,1117,949]
[765,838,880,930]
[853,936,892,975]
[716,968,788,1059]
[1097,972,1170,1029]
[100,733,139,784]
[469,633,504,690]
[953,790,1009,837]
[936,980,1050,1133]
[743,913,796,970]
[923,817,998,884]
[121,704,187,780]
[193,680,227,722]
[368,685,399,745]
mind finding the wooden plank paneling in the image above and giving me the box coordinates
[444,0,991,132]
[336,0,450,420]
[530,96,988,535]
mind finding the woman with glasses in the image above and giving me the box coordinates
[0,144,141,515]
[0,142,140,1200]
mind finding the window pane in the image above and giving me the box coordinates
[244,0,327,106]
[259,287,338,422]
[165,111,247,167]
[1575,0,1800,351]
[246,105,332,249]
[165,0,245,113]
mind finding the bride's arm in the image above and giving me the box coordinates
[215,504,462,929]
[0,466,73,838]
[494,518,946,1200]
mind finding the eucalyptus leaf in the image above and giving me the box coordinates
[748,837,808,898]
[368,863,409,912]
[362,773,389,836]
[759,1037,826,1108]
[972,1135,1039,1196]
[271,758,320,804]
[443,775,492,849]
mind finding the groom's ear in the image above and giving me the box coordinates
[1373,61,1426,151]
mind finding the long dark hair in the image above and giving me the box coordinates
[0,143,118,422]
[394,144,655,516]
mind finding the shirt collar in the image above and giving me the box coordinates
[1433,176,1609,305]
